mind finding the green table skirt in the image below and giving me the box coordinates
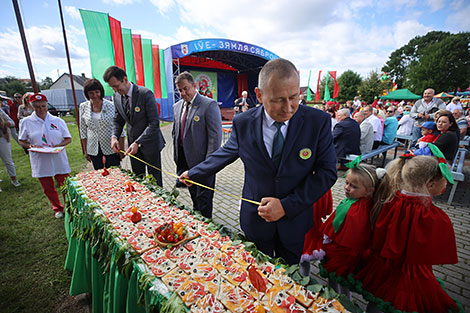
[63,179,171,313]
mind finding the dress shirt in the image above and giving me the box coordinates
[365,114,383,141]
[126,83,133,107]
[180,92,198,123]
[262,109,289,158]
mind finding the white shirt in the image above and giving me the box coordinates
[19,112,71,178]
[262,110,289,158]
[446,102,463,113]
[365,114,383,141]
[397,114,414,136]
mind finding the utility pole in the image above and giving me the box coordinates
[57,0,84,154]
[12,0,38,92]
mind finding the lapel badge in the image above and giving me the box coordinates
[299,148,312,160]
[134,106,141,113]
[194,115,200,122]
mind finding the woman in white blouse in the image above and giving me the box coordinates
[19,93,71,218]
[79,79,123,170]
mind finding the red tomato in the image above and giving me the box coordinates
[157,235,164,242]
[130,212,142,223]
[167,234,174,242]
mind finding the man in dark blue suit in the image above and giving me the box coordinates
[333,108,361,169]
[180,58,337,264]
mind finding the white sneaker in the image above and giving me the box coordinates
[11,180,21,187]
[55,211,65,219]
[0,186,2,192]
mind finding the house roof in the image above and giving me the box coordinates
[51,73,89,88]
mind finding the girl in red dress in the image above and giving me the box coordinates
[319,161,384,299]
[356,148,461,313]
[300,189,333,276]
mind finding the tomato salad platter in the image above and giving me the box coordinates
[72,168,349,313]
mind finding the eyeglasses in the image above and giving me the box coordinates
[387,111,394,113]
[14,96,21,99]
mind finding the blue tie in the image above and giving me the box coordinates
[272,121,284,168]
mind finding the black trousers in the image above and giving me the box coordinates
[177,145,215,218]
[250,230,303,265]
[130,146,162,187]
[89,145,121,170]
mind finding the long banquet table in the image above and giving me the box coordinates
[63,168,354,313]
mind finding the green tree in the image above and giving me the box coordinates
[407,32,470,93]
[39,77,54,90]
[358,70,389,103]
[337,70,362,102]
[0,76,27,97]
[382,31,470,93]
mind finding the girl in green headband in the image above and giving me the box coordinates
[356,154,460,313]
[319,161,382,300]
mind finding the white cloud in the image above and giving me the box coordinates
[0,26,89,80]
[447,2,470,30]
[427,0,445,11]
[149,0,175,14]
[392,20,431,47]
[102,0,136,4]
[64,6,81,20]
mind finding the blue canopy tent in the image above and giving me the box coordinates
[161,39,279,121]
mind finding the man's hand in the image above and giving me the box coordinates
[257,197,286,222]
[111,137,120,153]
[84,153,91,162]
[126,142,139,155]
[179,171,193,187]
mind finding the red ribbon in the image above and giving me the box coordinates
[438,157,447,164]
[400,153,415,159]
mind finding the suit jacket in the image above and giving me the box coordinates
[172,93,222,168]
[112,83,165,154]
[188,105,337,249]
[333,117,361,158]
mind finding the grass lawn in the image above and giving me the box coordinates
[0,118,87,312]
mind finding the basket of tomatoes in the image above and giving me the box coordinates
[154,221,189,248]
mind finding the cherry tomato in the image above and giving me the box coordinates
[157,235,164,242]
[167,235,174,242]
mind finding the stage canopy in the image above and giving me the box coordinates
[380,88,421,100]
[79,9,279,121]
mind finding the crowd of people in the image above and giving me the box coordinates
[318,89,468,168]
[0,58,465,312]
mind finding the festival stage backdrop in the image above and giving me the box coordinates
[80,9,278,121]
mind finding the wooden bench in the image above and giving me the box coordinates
[447,147,467,205]
[343,141,401,168]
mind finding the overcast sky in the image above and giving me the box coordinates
[0,0,469,87]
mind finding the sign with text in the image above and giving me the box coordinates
[171,39,279,61]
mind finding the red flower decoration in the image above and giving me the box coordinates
[437,157,447,164]
[400,153,415,159]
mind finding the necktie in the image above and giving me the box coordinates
[180,102,189,143]
[122,95,130,116]
[272,121,284,168]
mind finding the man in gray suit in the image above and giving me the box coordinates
[173,71,222,218]
[103,66,165,186]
